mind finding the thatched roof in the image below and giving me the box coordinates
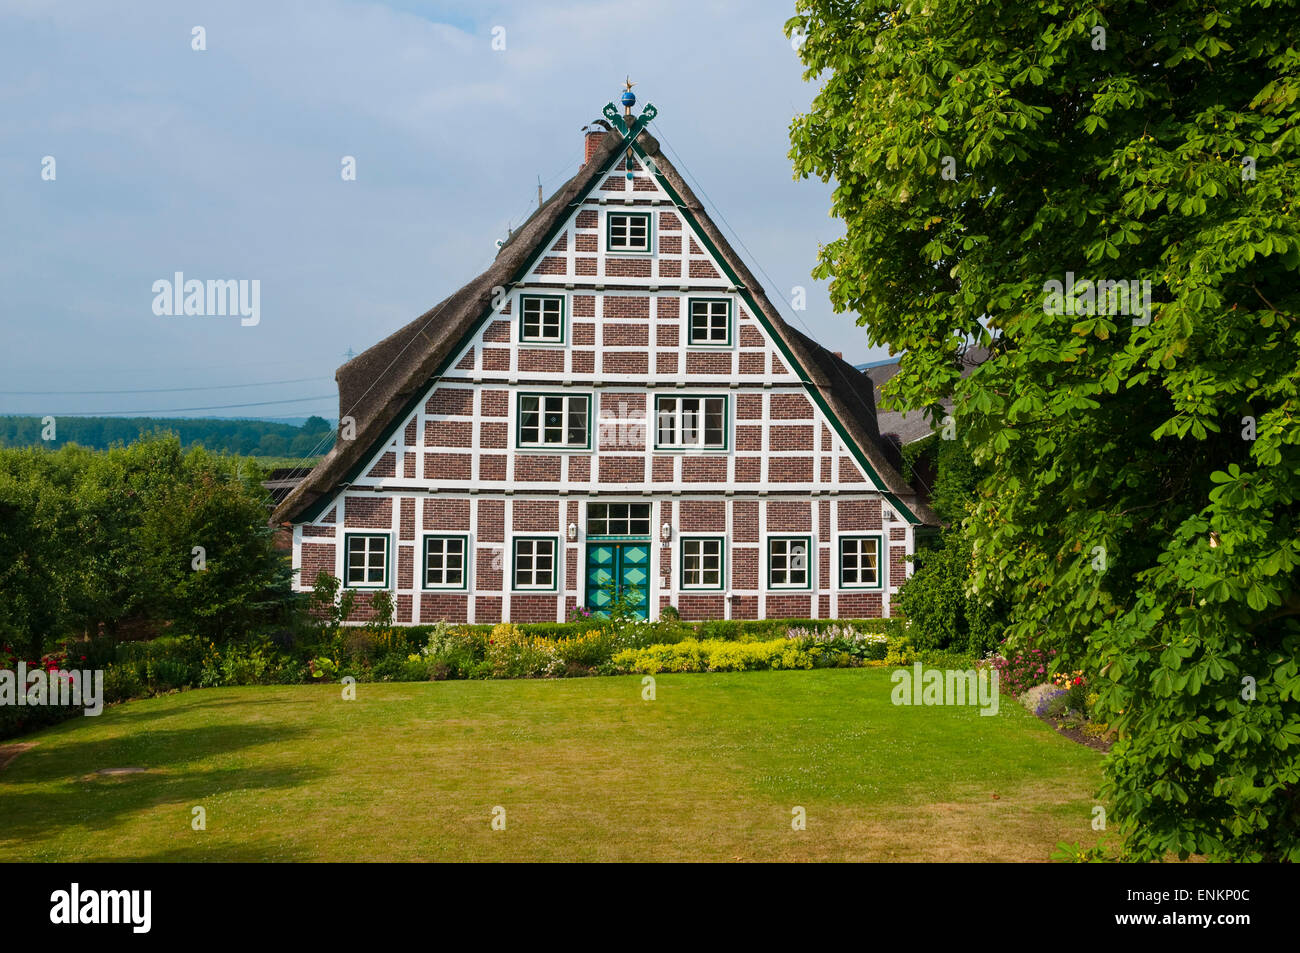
[273,124,938,526]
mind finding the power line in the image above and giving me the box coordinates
[0,376,331,396]
[40,395,336,417]
[270,246,506,492]
[0,356,327,376]
[653,122,934,500]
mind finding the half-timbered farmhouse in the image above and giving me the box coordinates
[272,96,938,623]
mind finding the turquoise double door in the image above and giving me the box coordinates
[585,541,651,619]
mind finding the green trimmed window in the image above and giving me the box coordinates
[513,538,558,590]
[344,534,389,588]
[687,298,732,346]
[588,502,651,537]
[517,394,590,448]
[519,294,565,344]
[655,395,727,449]
[768,536,811,589]
[607,211,651,252]
[423,536,468,590]
[681,536,725,590]
[839,536,882,589]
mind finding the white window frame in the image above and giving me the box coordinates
[767,536,812,590]
[423,535,468,590]
[838,535,884,590]
[519,294,565,344]
[517,393,591,449]
[606,211,651,253]
[687,298,732,346]
[513,537,558,591]
[344,533,390,589]
[680,536,726,590]
[654,395,728,450]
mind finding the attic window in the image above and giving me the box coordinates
[687,298,731,346]
[607,212,651,253]
[519,294,565,344]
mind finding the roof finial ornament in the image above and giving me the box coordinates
[621,78,640,179]
[621,76,637,120]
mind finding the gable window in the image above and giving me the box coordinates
[519,294,565,344]
[681,537,725,590]
[344,534,389,588]
[423,536,467,590]
[839,536,882,589]
[518,394,590,448]
[607,212,651,252]
[655,396,727,450]
[687,298,732,346]
[587,502,651,537]
[768,536,811,589]
[513,537,557,590]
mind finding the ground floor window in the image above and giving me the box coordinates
[681,536,724,589]
[513,537,558,590]
[768,536,811,589]
[345,534,389,588]
[839,536,881,589]
[423,536,467,589]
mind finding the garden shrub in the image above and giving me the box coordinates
[486,624,559,679]
[786,623,888,660]
[610,637,825,674]
[553,629,616,668]
[103,663,145,704]
[883,635,916,667]
[371,654,428,682]
[115,635,206,690]
[989,641,1058,697]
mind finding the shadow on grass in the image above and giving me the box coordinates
[0,721,320,848]
[86,685,336,726]
[0,761,320,849]
[4,720,311,784]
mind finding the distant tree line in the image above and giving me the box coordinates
[0,415,336,457]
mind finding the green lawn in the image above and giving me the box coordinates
[0,670,1105,862]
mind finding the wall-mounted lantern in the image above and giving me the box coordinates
[568,522,578,541]
[660,521,672,543]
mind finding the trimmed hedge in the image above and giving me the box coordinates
[393,617,905,643]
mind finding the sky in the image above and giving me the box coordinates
[0,0,889,420]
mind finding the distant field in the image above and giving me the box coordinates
[243,456,320,470]
[0,414,335,458]
[0,670,1105,862]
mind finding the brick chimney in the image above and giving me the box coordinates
[583,128,607,166]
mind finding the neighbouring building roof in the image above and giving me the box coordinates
[864,346,990,447]
[272,125,940,526]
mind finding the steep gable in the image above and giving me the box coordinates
[273,118,937,526]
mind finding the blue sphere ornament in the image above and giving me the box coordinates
[621,89,636,109]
